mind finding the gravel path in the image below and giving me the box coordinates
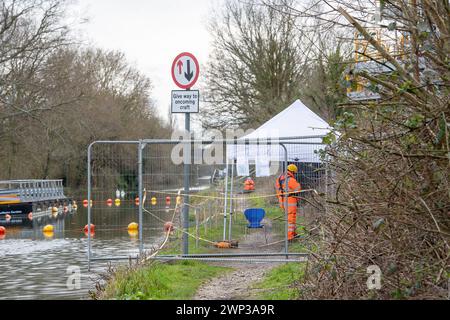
[193,218,284,300]
[193,262,279,300]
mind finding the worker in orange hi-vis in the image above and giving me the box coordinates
[275,164,301,241]
[244,177,255,192]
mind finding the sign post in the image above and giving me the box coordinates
[171,52,200,255]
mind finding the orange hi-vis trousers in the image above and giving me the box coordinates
[279,197,298,240]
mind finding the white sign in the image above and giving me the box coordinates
[236,157,249,177]
[171,90,199,113]
[256,154,270,177]
[171,52,200,89]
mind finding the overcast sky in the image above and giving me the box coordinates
[72,0,222,124]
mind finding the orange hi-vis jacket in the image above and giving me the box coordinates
[275,171,301,207]
[244,179,255,191]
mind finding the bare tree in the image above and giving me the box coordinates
[299,37,349,121]
[0,0,76,178]
[266,0,449,299]
[0,0,73,122]
[0,1,171,186]
[202,0,310,130]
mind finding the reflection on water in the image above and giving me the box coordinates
[0,203,171,300]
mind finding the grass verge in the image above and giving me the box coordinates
[99,260,231,300]
[249,196,310,300]
[253,263,305,300]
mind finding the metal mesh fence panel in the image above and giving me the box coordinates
[88,142,141,260]
[87,137,328,265]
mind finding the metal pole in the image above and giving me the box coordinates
[195,208,199,249]
[150,256,307,264]
[158,252,309,258]
[228,159,234,242]
[182,113,191,255]
[87,143,94,271]
[138,141,144,255]
[280,144,289,258]
[222,158,229,241]
[108,136,326,145]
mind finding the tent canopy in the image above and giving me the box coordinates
[227,99,330,163]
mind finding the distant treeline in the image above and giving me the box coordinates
[0,0,172,188]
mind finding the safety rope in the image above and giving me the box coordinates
[143,188,179,261]
[140,187,319,249]
[68,181,320,252]
[137,188,319,201]
[140,189,217,258]
[73,183,319,204]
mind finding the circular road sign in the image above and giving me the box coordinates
[171,52,200,89]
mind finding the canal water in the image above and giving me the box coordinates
[0,202,171,300]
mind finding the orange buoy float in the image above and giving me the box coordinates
[83,224,95,233]
[28,212,33,221]
[128,229,138,238]
[106,198,113,207]
[83,200,93,208]
[84,231,95,237]
[43,225,54,233]
[135,197,140,206]
[43,230,54,239]
[128,222,138,231]
[164,221,174,233]
[0,226,6,236]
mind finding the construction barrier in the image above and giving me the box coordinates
[86,138,329,269]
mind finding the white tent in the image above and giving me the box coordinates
[221,99,331,242]
[226,99,331,163]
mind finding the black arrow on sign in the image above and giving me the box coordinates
[184,59,194,81]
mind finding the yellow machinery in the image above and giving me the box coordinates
[346,1,411,101]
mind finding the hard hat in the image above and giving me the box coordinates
[287,164,298,173]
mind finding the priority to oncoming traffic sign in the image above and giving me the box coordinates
[171,52,200,89]
[170,52,200,256]
[171,90,199,113]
